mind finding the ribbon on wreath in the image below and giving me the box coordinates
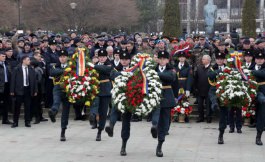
[76,48,86,77]
[125,54,150,95]
[230,51,248,81]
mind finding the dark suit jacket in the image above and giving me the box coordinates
[194,65,211,97]
[10,64,38,96]
[156,64,176,108]
[94,61,113,97]
[0,62,11,93]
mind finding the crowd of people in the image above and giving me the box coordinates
[0,28,265,157]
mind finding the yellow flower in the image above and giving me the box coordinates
[69,61,73,66]
[65,68,72,72]
[64,76,69,80]
[65,85,70,92]
[69,98,74,103]
[85,101,90,107]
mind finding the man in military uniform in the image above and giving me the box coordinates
[87,49,113,141]
[43,39,59,108]
[48,50,70,141]
[154,50,176,157]
[242,39,255,69]
[105,51,131,137]
[251,52,265,145]
[207,52,228,144]
[208,51,227,123]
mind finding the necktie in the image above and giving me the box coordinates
[258,66,261,70]
[3,63,7,82]
[161,67,164,72]
[25,67,29,86]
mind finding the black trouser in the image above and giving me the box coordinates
[61,94,71,129]
[98,96,111,130]
[256,92,265,132]
[45,78,53,108]
[158,107,171,142]
[198,96,210,120]
[73,102,84,119]
[31,84,42,120]
[13,87,31,123]
[219,107,229,131]
[0,83,11,122]
[229,107,242,130]
[121,112,132,140]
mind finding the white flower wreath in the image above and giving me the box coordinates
[111,53,162,116]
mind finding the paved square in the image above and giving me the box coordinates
[0,119,265,162]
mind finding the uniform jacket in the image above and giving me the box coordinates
[94,61,113,97]
[155,64,176,108]
[252,63,265,94]
[172,61,192,97]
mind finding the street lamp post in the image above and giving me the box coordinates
[70,2,77,31]
[18,0,22,29]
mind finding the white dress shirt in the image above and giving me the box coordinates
[22,65,29,86]
[159,65,166,72]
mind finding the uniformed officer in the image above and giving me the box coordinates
[208,52,226,124]
[43,39,59,108]
[251,51,265,145]
[87,49,113,141]
[154,50,176,157]
[105,51,131,137]
[172,51,192,98]
[242,39,255,70]
[48,50,70,141]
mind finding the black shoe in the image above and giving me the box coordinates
[256,137,263,145]
[2,120,13,125]
[105,124,114,137]
[60,129,66,141]
[218,136,224,144]
[218,130,224,144]
[156,141,163,157]
[206,117,212,123]
[248,123,256,128]
[196,119,204,123]
[256,131,263,145]
[40,118,48,122]
[74,117,82,121]
[96,130,102,141]
[11,123,18,128]
[33,119,40,124]
[165,132,169,135]
[48,110,56,123]
[151,125,158,138]
[25,122,31,127]
[237,129,242,134]
[229,129,234,133]
[120,140,127,156]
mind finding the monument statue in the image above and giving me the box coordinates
[203,0,217,35]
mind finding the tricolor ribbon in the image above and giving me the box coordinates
[174,45,190,55]
[230,51,248,81]
[76,48,86,77]
[125,54,149,95]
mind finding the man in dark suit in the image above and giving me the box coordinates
[194,55,211,123]
[87,49,113,142]
[251,52,265,145]
[0,51,13,124]
[10,56,37,128]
